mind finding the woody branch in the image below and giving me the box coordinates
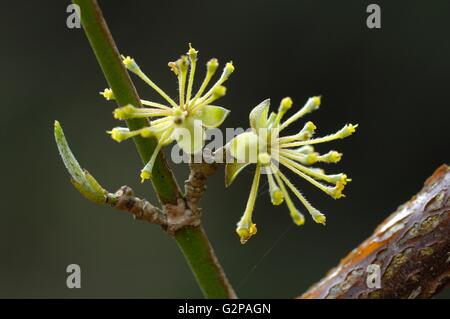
[300,164,450,299]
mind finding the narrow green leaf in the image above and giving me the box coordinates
[54,120,106,204]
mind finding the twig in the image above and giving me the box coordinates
[300,164,450,299]
[106,186,167,227]
[185,152,221,215]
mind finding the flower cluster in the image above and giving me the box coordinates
[100,44,357,244]
[226,97,357,244]
[102,44,233,182]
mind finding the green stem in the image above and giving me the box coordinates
[73,0,235,298]
[176,227,236,298]
[73,0,179,204]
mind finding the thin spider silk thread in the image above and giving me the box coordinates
[236,223,293,291]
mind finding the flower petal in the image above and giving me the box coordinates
[229,131,260,163]
[172,119,205,154]
[249,99,270,130]
[195,105,230,128]
[267,111,277,128]
[225,161,252,187]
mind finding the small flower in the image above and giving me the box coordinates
[226,97,357,243]
[107,126,152,143]
[100,88,115,100]
[105,44,234,182]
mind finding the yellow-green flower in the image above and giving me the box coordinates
[104,44,233,182]
[226,97,357,244]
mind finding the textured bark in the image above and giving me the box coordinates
[105,185,202,234]
[300,164,450,299]
[106,186,167,227]
[184,153,220,216]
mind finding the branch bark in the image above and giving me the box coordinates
[106,186,167,226]
[185,153,221,216]
[300,164,450,299]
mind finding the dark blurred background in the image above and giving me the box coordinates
[0,0,449,298]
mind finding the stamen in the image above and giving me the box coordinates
[278,121,316,144]
[271,165,305,225]
[296,145,315,154]
[267,112,277,128]
[140,143,162,182]
[276,169,326,225]
[150,116,172,126]
[279,156,344,199]
[317,150,343,163]
[273,97,293,128]
[176,56,189,109]
[113,105,172,120]
[148,120,173,136]
[279,152,344,185]
[280,123,358,148]
[140,99,172,111]
[190,85,226,114]
[276,149,318,165]
[186,44,198,104]
[121,56,178,108]
[140,130,171,182]
[266,167,284,205]
[196,62,234,105]
[188,58,219,109]
[139,127,154,138]
[236,164,261,244]
[107,127,143,143]
[279,96,321,131]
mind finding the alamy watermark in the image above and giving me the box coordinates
[169,123,281,172]
[66,264,81,289]
[66,4,81,29]
[366,4,381,29]
[366,264,381,289]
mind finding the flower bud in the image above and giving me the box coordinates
[328,181,345,199]
[337,123,358,138]
[108,127,130,142]
[122,56,140,73]
[291,209,305,226]
[270,188,284,205]
[187,43,198,61]
[223,62,235,77]
[236,221,257,244]
[212,85,227,97]
[280,97,293,112]
[113,104,136,120]
[310,209,326,225]
[168,61,179,75]
[140,169,151,183]
[319,150,342,163]
[207,58,219,74]
[304,96,321,113]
